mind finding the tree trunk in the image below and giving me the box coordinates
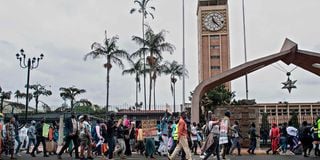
[106,58,111,114]
[148,71,152,110]
[35,96,39,113]
[142,12,147,111]
[173,82,176,113]
[135,79,138,108]
[153,77,156,110]
[71,99,74,111]
[0,98,3,113]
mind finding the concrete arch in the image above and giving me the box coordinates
[191,38,320,123]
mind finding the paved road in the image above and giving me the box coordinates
[0,153,319,160]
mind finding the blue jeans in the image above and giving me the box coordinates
[27,138,36,153]
[106,137,115,159]
[248,138,257,153]
[15,135,22,154]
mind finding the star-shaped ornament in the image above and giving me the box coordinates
[282,78,297,93]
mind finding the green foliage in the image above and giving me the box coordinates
[201,85,235,109]
[261,112,270,133]
[73,105,95,114]
[289,111,300,129]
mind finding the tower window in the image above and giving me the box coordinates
[210,35,220,40]
[210,55,220,59]
[211,66,220,70]
[210,45,220,49]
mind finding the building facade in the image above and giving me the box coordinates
[257,102,320,125]
[197,0,230,89]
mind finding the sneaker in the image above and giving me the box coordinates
[15,154,21,157]
[200,155,205,159]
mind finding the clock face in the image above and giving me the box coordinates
[204,12,225,31]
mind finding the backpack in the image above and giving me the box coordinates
[91,125,98,141]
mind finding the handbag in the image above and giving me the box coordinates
[46,141,55,152]
[101,143,108,153]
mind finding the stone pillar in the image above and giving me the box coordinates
[58,115,64,145]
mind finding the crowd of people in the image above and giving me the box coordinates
[0,111,319,160]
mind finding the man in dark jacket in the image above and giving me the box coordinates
[57,113,79,159]
[106,113,117,159]
[30,118,48,157]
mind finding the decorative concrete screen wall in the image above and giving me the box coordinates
[214,105,259,147]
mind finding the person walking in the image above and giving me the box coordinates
[13,115,22,157]
[270,123,280,154]
[5,116,16,160]
[229,120,242,156]
[286,121,299,152]
[168,112,193,160]
[221,111,232,159]
[168,119,178,155]
[57,113,79,159]
[115,119,126,159]
[191,122,199,155]
[106,113,117,159]
[30,118,49,157]
[79,115,93,159]
[26,120,37,154]
[279,122,288,153]
[300,121,313,157]
[313,115,320,156]
[136,123,144,155]
[200,116,220,160]
[247,122,259,155]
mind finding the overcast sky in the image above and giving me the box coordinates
[0,0,319,110]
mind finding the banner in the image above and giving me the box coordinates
[219,118,228,144]
[141,119,157,137]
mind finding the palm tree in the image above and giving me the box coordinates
[59,86,86,111]
[152,59,165,110]
[0,88,11,113]
[29,84,52,113]
[122,58,143,107]
[130,0,155,111]
[14,90,24,103]
[132,27,175,110]
[163,60,188,113]
[84,31,128,113]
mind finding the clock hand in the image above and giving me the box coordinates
[211,17,218,25]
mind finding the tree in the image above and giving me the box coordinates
[122,58,143,107]
[59,86,86,111]
[132,27,175,110]
[163,60,188,113]
[73,99,94,114]
[84,31,128,113]
[29,84,52,113]
[152,59,165,109]
[0,88,11,112]
[290,111,300,129]
[199,85,235,123]
[260,112,270,136]
[130,0,155,111]
[14,90,24,103]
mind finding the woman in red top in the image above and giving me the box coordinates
[270,123,280,154]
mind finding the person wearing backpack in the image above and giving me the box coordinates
[200,116,221,160]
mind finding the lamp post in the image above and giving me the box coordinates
[16,49,44,122]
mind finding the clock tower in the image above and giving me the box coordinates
[197,0,230,89]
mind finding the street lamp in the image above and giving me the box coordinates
[16,49,44,122]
